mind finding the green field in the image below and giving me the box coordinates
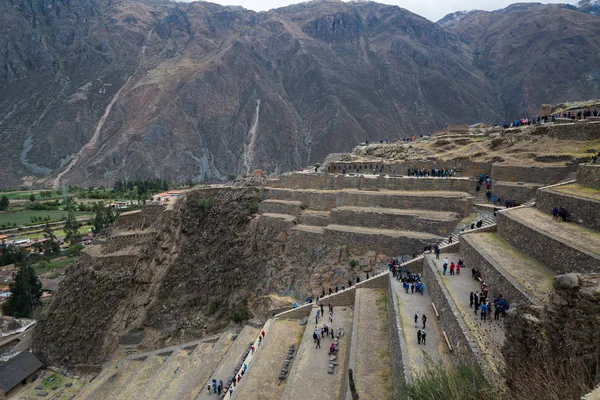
[0,211,93,226]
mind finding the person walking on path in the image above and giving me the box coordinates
[422,314,427,329]
[450,262,455,276]
[417,330,422,344]
[456,262,461,275]
[329,310,333,323]
[421,330,427,345]
[434,246,440,259]
[443,257,448,275]
[469,292,474,308]
[320,303,324,316]
[414,313,419,327]
[316,337,321,349]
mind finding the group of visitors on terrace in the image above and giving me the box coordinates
[407,168,455,177]
[469,270,510,321]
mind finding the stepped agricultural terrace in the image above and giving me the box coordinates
[43,159,600,400]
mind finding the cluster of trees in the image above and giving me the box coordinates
[114,179,169,193]
[3,264,42,318]
[0,195,9,211]
[0,245,28,267]
[92,204,120,235]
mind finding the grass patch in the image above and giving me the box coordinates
[402,359,505,400]
[0,210,93,227]
[35,257,77,275]
[376,293,387,312]
[41,373,65,390]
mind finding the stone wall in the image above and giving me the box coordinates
[297,213,330,226]
[265,188,473,217]
[386,274,409,394]
[114,206,165,231]
[330,207,458,236]
[324,225,440,257]
[491,182,541,203]
[496,211,600,274]
[258,199,304,216]
[546,121,600,141]
[324,160,491,179]
[421,257,483,365]
[268,173,474,193]
[461,234,544,308]
[490,165,576,185]
[536,187,600,232]
[578,164,600,189]
[257,214,297,232]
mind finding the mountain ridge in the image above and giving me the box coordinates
[0,0,599,188]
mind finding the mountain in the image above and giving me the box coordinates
[0,0,599,188]
[439,3,600,119]
[578,0,600,15]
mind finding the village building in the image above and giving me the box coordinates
[0,351,43,399]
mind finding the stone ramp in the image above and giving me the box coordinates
[195,325,259,400]
[154,342,214,400]
[462,232,553,305]
[134,349,190,400]
[430,254,506,374]
[536,183,600,232]
[350,288,393,399]
[113,355,166,400]
[175,332,235,400]
[83,359,144,400]
[232,319,304,400]
[390,277,450,378]
[330,206,459,235]
[498,206,600,273]
[281,306,353,400]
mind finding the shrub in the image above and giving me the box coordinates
[230,301,251,323]
[198,197,213,214]
[64,244,84,257]
[207,300,220,315]
[247,203,259,215]
[349,259,358,269]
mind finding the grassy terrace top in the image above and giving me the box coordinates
[503,207,600,257]
[547,183,600,201]
[266,188,472,198]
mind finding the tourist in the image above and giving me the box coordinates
[237,374,241,383]
[421,330,426,345]
[410,283,415,293]
[417,329,422,344]
[449,262,455,276]
[229,386,233,396]
[456,262,461,275]
[320,303,324,316]
[414,313,419,327]
[481,303,488,321]
[212,379,217,393]
[207,382,211,394]
[470,291,474,308]
[443,257,448,275]
[434,246,440,259]
[422,314,427,329]
[316,336,321,349]
[329,310,333,323]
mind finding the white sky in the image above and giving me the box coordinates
[205,0,580,21]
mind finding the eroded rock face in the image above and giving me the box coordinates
[33,187,382,369]
[503,273,600,397]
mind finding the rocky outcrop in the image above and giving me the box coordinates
[503,273,600,399]
[33,186,384,369]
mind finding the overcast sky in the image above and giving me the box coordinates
[206,0,579,21]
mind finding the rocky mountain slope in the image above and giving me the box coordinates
[33,186,368,368]
[1,0,599,188]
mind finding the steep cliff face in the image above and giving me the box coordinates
[32,186,375,369]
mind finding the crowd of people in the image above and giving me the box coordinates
[501,109,599,128]
[407,168,455,177]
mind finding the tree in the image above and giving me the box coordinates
[0,195,8,211]
[29,193,36,202]
[42,223,61,257]
[92,205,119,235]
[6,264,42,318]
[64,209,81,244]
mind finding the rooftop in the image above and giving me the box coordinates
[0,351,43,393]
